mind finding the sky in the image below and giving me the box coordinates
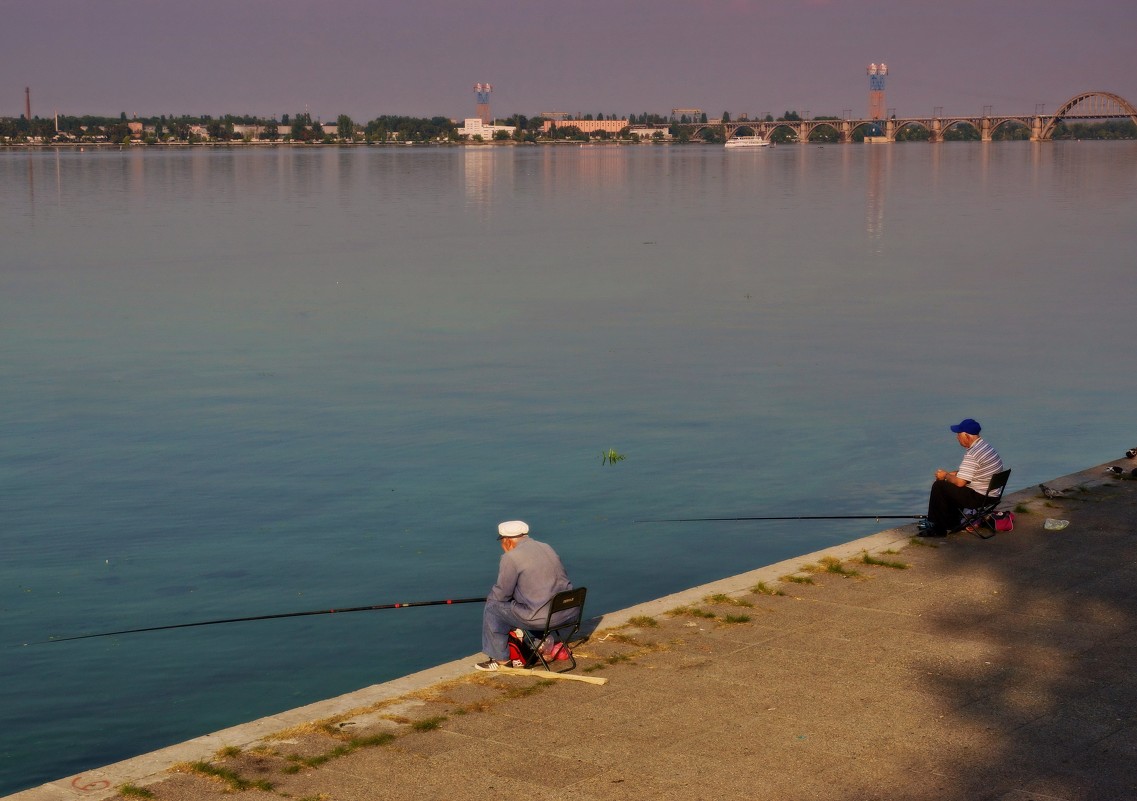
[3,0,1136,123]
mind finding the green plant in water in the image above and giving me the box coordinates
[600,448,626,465]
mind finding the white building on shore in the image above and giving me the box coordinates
[456,118,515,140]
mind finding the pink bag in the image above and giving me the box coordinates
[990,511,1015,532]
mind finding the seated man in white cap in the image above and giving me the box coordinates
[475,520,573,671]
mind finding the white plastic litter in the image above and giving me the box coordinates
[1043,518,1070,531]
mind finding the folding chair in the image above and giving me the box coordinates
[958,468,1012,539]
[521,587,587,673]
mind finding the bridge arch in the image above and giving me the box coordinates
[848,121,885,140]
[802,121,840,142]
[941,119,981,140]
[1041,91,1137,139]
[765,122,799,142]
[893,120,931,141]
[728,125,760,138]
[989,117,1032,140]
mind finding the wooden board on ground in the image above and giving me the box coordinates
[497,666,608,685]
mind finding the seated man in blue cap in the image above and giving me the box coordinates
[475,520,573,671]
[922,418,1004,537]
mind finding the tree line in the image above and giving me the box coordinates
[2,110,1133,145]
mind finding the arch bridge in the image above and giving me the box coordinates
[678,91,1137,143]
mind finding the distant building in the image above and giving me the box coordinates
[540,118,628,135]
[628,125,671,140]
[457,118,515,140]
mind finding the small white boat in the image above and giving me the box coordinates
[724,136,769,149]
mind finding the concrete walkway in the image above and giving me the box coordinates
[10,462,1137,801]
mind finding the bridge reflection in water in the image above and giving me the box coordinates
[676,91,1137,144]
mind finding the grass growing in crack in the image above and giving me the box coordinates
[909,536,937,547]
[411,716,447,732]
[861,552,909,570]
[606,652,633,665]
[282,733,397,773]
[117,785,154,799]
[706,593,753,608]
[782,574,815,584]
[667,605,716,618]
[459,700,493,714]
[602,632,641,644]
[721,614,751,624]
[1014,503,1030,514]
[751,581,785,596]
[181,761,273,792]
[502,680,554,699]
[819,556,860,576]
[628,615,659,628]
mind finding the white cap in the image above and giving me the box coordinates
[497,520,529,538]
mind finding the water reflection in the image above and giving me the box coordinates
[865,144,886,243]
[463,147,494,207]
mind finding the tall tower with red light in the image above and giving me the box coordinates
[866,63,887,122]
[474,83,493,124]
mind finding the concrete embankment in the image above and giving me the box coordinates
[9,460,1137,801]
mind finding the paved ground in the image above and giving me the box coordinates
[10,462,1137,801]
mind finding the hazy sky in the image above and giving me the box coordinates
[4,0,1136,122]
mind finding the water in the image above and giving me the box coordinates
[2,142,1135,794]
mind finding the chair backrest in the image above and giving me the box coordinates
[547,587,586,619]
[985,469,1011,499]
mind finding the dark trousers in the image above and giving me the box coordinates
[927,480,988,535]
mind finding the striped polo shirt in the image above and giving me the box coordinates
[956,437,1003,495]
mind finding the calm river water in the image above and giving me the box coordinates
[2,141,1135,793]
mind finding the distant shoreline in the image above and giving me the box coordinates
[1,139,673,150]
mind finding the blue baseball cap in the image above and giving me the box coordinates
[950,418,982,435]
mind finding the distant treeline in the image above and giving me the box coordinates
[2,111,1134,144]
[0,112,466,143]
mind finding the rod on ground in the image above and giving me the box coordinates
[39,597,487,644]
[633,514,926,523]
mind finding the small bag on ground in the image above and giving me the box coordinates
[984,511,1015,532]
[508,629,538,666]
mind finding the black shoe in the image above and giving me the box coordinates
[917,520,946,537]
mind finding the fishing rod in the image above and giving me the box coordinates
[37,596,487,645]
[634,514,926,523]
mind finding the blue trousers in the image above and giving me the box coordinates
[481,600,542,661]
[481,600,575,661]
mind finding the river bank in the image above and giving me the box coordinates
[9,459,1136,801]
